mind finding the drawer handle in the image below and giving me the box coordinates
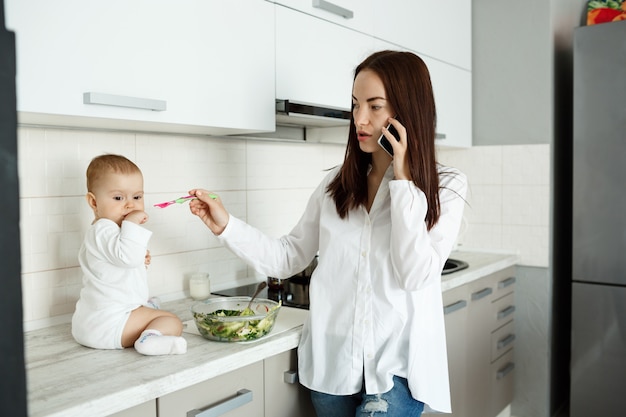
[312,0,354,19]
[83,92,166,111]
[284,370,298,384]
[497,334,516,350]
[496,362,515,380]
[444,300,467,315]
[471,287,493,301]
[435,133,447,140]
[497,305,516,320]
[187,389,252,417]
[498,276,516,289]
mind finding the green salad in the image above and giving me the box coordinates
[193,302,281,342]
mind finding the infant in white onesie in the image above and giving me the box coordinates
[71,154,186,356]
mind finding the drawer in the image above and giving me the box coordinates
[492,292,515,329]
[491,320,515,362]
[490,349,515,416]
[158,361,264,417]
[494,270,516,298]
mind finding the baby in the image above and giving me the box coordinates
[71,154,186,355]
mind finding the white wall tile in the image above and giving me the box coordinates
[438,144,551,266]
[19,126,551,329]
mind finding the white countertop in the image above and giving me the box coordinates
[441,250,519,291]
[24,250,517,417]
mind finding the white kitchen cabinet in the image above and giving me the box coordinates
[157,350,316,417]
[264,349,316,417]
[440,284,469,417]
[275,5,376,111]
[466,267,516,417]
[372,39,472,148]
[158,361,264,417]
[5,0,275,136]
[425,57,471,148]
[372,0,471,71]
[108,400,156,417]
[490,274,516,417]
[426,267,516,417]
[268,0,374,34]
[465,275,495,417]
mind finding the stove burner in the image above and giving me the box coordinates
[212,278,309,310]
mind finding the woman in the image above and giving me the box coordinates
[189,50,467,416]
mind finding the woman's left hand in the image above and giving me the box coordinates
[384,118,411,181]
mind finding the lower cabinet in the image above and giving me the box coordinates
[264,349,316,417]
[440,284,469,417]
[426,266,516,417]
[112,349,313,417]
[158,361,264,417]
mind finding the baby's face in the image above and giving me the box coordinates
[88,171,144,226]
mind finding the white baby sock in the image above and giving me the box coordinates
[134,329,187,356]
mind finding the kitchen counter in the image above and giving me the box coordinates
[24,250,517,417]
[442,250,519,291]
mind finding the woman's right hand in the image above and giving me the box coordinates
[188,189,229,235]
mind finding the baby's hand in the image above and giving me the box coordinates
[125,210,149,225]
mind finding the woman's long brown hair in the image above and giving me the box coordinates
[327,50,441,230]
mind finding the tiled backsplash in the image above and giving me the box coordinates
[18,126,550,330]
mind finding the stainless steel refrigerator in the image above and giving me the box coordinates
[570,20,626,417]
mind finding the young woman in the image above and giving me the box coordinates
[189,50,467,416]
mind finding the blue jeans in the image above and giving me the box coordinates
[310,376,424,417]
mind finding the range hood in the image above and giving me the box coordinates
[275,99,351,128]
[231,99,351,143]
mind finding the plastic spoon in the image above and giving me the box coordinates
[153,195,195,208]
[153,193,218,208]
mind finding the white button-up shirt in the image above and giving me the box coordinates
[218,163,467,413]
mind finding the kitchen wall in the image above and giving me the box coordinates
[19,126,549,332]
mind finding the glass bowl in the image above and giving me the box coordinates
[191,297,281,342]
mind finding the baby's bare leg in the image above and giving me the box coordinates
[122,306,183,348]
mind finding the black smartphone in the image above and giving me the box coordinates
[377,123,401,156]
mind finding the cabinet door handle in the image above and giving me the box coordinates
[496,362,515,380]
[497,334,516,350]
[471,287,493,301]
[312,0,353,19]
[443,300,467,315]
[498,276,516,289]
[83,92,166,111]
[497,305,516,320]
[187,389,252,417]
[284,370,298,384]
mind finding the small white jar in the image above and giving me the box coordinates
[189,273,211,300]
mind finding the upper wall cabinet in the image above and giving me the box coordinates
[373,39,472,148]
[424,57,472,148]
[275,5,376,111]
[268,0,374,34]
[5,0,276,135]
[372,0,471,71]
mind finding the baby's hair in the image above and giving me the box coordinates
[86,154,141,192]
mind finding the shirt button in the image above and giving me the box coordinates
[361,251,367,257]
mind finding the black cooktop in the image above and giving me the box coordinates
[212,278,310,310]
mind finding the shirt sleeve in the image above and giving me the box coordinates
[388,168,467,291]
[90,219,152,269]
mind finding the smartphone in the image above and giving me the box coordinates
[377,123,401,156]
